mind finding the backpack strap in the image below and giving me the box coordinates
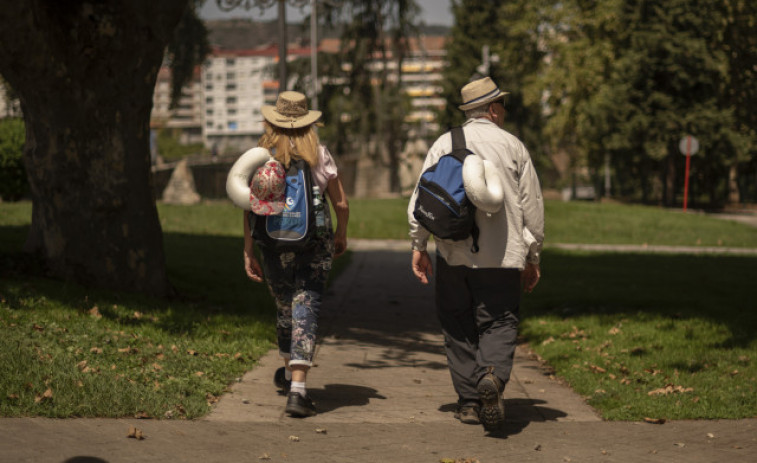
[450,126,469,163]
[451,126,480,254]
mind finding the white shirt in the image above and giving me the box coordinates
[407,118,544,269]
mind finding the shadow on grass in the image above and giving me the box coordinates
[0,228,352,338]
[525,249,757,348]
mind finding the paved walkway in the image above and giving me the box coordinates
[1,240,756,462]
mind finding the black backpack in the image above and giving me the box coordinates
[413,127,479,253]
[251,159,323,252]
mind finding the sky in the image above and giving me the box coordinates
[199,0,454,27]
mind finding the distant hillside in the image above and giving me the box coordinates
[205,19,449,50]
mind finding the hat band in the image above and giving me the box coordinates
[462,88,501,106]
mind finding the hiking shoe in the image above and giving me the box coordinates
[274,367,291,392]
[477,371,505,431]
[454,404,480,425]
[285,392,316,417]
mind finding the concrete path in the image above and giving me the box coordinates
[1,240,756,462]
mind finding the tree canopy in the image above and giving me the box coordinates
[442,0,757,206]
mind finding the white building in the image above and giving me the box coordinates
[201,47,278,153]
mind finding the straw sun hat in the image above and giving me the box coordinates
[458,77,509,111]
[262,91,322,129]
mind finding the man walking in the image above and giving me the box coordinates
[407,77,544,431]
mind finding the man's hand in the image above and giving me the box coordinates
[521,262,540,293]
[244,250,264,283]
[411,250,433,284]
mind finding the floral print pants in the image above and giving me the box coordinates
[260,235,334,367]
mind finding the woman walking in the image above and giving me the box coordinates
[242,91,349,417]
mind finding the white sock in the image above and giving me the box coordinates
[285,369,292,381]
[290,381,306,396]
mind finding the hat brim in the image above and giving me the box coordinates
[458,90,509,111]
[262,105,322,129]
[250,197,286,216]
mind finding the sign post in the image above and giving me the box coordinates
[678,135,699,211]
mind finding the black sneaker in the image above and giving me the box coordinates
[454,404,481,425]
[477,370,505,431]
[285,392,316,417]
[274,367,291,392]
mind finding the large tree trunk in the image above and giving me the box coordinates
[0,1,188,296]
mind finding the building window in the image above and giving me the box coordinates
[226,83,237,91]
[206,121,213,128]
[206,97,213,104]
[206,109,214,116]
[228,108,237,115]
[226,58,235,66]
[226,72,236,80]
[205,84,213,90]
[228,121,238,130]
[226,97,237,105]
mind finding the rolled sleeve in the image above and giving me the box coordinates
[519,151,545,262]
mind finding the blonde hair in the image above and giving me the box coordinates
[258,122,320,168]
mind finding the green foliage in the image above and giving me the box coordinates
[0,118,27,201]
[156,128,205,161]
[166,0,210,109]
[312,0,420,192]
[535,0,757,206]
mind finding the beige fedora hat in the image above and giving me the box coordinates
[262,91,322,129]
[458,77,509,111]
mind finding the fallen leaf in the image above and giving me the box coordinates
[90,347,103,354]
[674,442,685,448]
[315,428,327,434]
[288,435,300,442]
[534,444,542,451]
[34,388,53,403]
[706,433,715,439]
[644,417,666,424]
[77,360,88,371]
[133,312,142,319]
[195,371,204,377]
[608,327,621,335]
[89,306,102,319]
[127,426,145,440]
[259,454,271,460]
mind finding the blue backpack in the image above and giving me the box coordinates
[413,126,479,253]
[252,159,320,252]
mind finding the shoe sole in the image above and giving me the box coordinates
[477,378,505,431]
[285,403,316,418]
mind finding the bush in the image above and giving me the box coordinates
[0,118,27,201]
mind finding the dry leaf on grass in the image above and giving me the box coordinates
[648,384,693,396]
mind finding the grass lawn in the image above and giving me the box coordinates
[1,198,756,420]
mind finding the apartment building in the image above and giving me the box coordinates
[151,66,204,145]
[320,34,448,134]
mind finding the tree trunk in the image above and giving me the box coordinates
[0,1,188,296]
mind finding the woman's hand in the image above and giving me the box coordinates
[244,248,264,283]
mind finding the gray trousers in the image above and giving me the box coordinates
[435,255,521,406]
